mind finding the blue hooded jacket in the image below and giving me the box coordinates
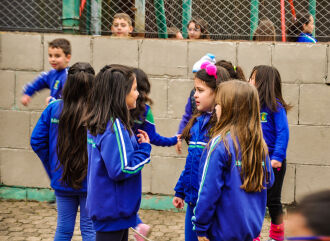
[133,104,177,146]
[192,134,274,240]
[260,103,289,162]
[23,68,68,99]
[30,100,87,196]
[174,112,211,206]
[86,119,151,231]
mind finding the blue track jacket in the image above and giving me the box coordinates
[23,68,68,99]
[133,104,177,146]
[260,103,289,162]
[86,119,151,231]
[30,100,87,196]
[174,112,211,206]
[192,134,274,240]
[297,33,317,43]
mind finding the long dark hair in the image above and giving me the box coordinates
[57,62,95,189]
[181,66,230,143]
[86,64,135,136]
[216,60,246,81]
[250,65,292,112]
[130,68,153,122]
[287,12,312,42]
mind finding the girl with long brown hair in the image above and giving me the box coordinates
[31,62,95,240]
[249,65,291,241]
[192,80,274,241]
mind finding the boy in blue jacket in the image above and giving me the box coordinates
[21,38,71,106]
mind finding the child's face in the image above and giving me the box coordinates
[303,16,314,34]
[249,71,256,86]
[188,22,201,39]
[48,47,71,70]
[194,78,215,112]
[126,78,139,110]
[111,18,133,37]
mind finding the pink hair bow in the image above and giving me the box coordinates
[200,61,217,79]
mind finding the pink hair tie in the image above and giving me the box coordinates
[200,61,217,79]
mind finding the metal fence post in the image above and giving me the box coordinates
[309,0,316,37]
[62,0,80,34]
[154,0,168,38]
[91,0,102,35]
[182,0,192,39]
[135,0,146,36]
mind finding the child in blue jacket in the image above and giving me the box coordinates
[176,57,246,154]
[130,68,177,240]
[192,80,274,241]
[21,38,71,106]
[30,62,95,240]
[85,65,151,241]
[287,12,317,43]
[249,65,291,241]
[173,63,230,241]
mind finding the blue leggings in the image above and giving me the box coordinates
[185,203,198,241]
[54,194,95,241]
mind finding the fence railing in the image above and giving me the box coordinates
[0,0,329,41]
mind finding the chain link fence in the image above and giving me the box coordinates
[0,0,329,41]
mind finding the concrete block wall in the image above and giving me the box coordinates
[1,32,329,203]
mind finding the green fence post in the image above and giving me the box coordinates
[154,0,168,38]
[309,0,316,37]
[62,0,80,34]
[250,0,259,40]
[182,0,192,39]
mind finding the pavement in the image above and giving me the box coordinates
[0,199,271,241]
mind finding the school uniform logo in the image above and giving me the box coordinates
[260,112,268,123]
[53,80,60,90]
[51,118,59,124]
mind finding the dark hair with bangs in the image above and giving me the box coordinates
[250,65,292,113]
[130,68,153,123]
[57,62,95,189]
[86,64,135,136]
[181,66,231,143]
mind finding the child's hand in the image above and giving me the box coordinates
[21,95,31,106]
[172,197,184,209]
[175,134,182,154]
[45,96,53,105]
[271,160,282,168]
[137,129,150,144]
[198,236,210,241]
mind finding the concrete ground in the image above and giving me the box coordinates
[0,199,271,241]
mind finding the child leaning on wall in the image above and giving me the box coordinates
[21,38,71,106]
[111,13,133,37]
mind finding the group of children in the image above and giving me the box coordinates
[24,36,322,241]
[104,11,317,43]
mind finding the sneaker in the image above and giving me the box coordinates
[134,223,151,241]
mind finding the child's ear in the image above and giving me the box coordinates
[66,54,71,62]
[129,26,133,33]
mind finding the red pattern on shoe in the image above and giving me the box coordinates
[269,222,284,241]
[134,223,151,241]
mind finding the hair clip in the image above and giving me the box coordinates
[200,61,217,79]
[233,65,237,72]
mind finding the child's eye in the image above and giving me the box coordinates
[121,24,127,27]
